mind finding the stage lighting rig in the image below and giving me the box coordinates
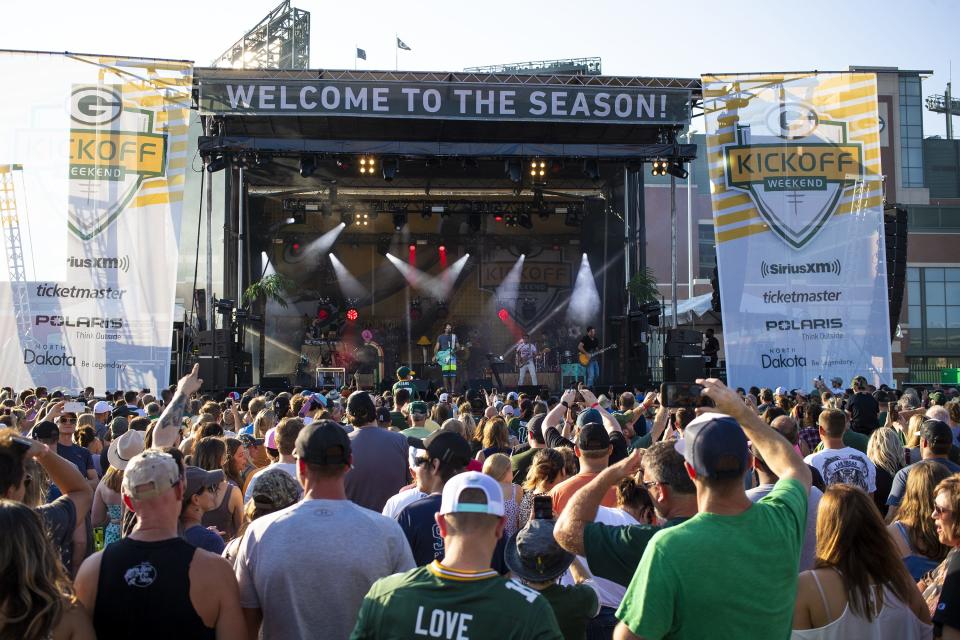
[564,209,583,227]
[421,206,432,219]
[358,212,371,227]
[650,159,668,177]
[341,211,355,226]
[382,158,400,181]
[393,211,408,230]
[583,159,600,181]
[529,158,547,183]
[518,213,533,230]
[358,156,377,175]
[299,155,316,178]
[505,159,522,183]
[206,154,228,173]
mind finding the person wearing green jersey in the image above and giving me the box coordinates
[351,471,563,640]
[392,367,418,400]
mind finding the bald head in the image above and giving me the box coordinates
[770,415,799,445]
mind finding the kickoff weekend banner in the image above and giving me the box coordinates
[702,72,892,389]
[0,51,192,391]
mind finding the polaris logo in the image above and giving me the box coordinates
[765,318,843,331]
[760,260,841,278]
[35,316,124,329]
[761,354,807,369]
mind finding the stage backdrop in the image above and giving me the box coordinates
[702,72,892,389]
[0,51,192,392]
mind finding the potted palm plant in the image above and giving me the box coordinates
[242,273,294,381]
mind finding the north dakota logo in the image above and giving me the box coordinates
[68,85,168,240]
[722,100,864,249]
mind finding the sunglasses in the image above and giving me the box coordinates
[413,456,432,467]
[643,481,668,490]
[59,418,77,424]
[934,505,953,516]
[195,485,218,497]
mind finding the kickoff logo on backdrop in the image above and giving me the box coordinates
[702,72,892,389]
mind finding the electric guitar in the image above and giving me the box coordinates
[517,347,549,368]
[435,340,472,366]
[579,343,617,366]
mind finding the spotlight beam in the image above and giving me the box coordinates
[329,254,369,298]
[567,253,602,324]
[385,252,467,299]
[302,222,346,258]
[491,254,526,315]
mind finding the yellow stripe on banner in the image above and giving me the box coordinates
[712,131,736,145]
[835,194,884,216]
[170,141,189,153]
[717,223,769,244]
[141,174,186,190]
[714,193,753,212]
[133,191,184,208]
[715,207,759,227]
[864,147,881,162]
[168,158,187,169]
[823,102,877,120]
[163,125,190,136]
[812,84,877,106]
[813,73,874,93]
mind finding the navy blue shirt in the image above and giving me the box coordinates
[182,525,225,554]
[395,492,508,573]
[57,443,94,476]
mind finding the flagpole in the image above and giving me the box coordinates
[395,34,398,71]
[355,44,357,70]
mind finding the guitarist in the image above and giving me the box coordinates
[515,333,538,386]
[577,326,600,388]
[434,323,460,390]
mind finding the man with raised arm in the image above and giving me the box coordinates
[613,378,811,640]
[152,364,203,449]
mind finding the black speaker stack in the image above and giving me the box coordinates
[884,207,908,341]
[662,328,705,383]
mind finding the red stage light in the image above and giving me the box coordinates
[494,214,503,222]
[409,244,416,252]
[497,308,509,321]
[346,308,359,321]
[317,309,330,321]
[292,242,301,252]
[439,245,446,252]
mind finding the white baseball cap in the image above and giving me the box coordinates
[774,386,787,396]
[94,400,113,415]
[501,405,515,417]
[122,451,180,500]
[439,393,450,403]
[439,471,504,517]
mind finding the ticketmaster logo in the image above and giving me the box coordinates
[760,259,841,278]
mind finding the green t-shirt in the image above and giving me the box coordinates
[814,428,868,453]
[511,447,538,485]
[628,433,654,452]
[350,561,563,640]
[617,478,807,640]
[582,517,689,587]
[537,583,599,640]
[393,380,418,398]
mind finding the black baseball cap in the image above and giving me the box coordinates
[238,433,264,447]
[376,406,391,423]
[577,422,610,451]
[526,414,546,442]
[31,421,59,440]
[418,431,471,468]
[295,420,351,465]
[920,419,953,447]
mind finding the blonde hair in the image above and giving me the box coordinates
[253,409,277,439]
[458,403,478,440]
[481,418,509,450]
[523,449,565,492]
[866,427,905,476]
[482,453,512,482]
[77,413,96,430]
[905,414,925,448]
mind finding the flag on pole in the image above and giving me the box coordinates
[356,47,367,60]
[397,37,411,51]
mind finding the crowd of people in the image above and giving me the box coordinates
[3,367,960,639]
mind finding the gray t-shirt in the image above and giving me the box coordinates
[38,495,77,573]
[345,426,410,513]
[804,447,877,493]
[235,498,414,640]
[747,483,822,572]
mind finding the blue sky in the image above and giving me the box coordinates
[2,0,957,135]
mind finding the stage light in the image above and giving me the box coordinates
[317,308,330,321]
[285,216,296,225]
[321,202,332,217]
[393,212,407,230]
[358,156,377,175]
[518,213,533,230]
[408,243,416,252]
[358,212,370,227]
[529,159,547,179]
[299,155,316,178]
[410,297,422,320]
[341,211,355,226]
[494,213,504,223]
[436,301,448,319]
[505,159,522,183]
[206,155,227,173]
[382,158,399,181]
[346,308,359,322]
[498,308,510,321]
[421,206,432,219]
[651,159,668,177]
[666,161,689,180]
[438,245,446,253]
[439,245,447,268]
[583,159,600,180]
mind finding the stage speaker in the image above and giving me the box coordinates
[666,329,702,344]
[662,356,705,383]
[517,385,547,398]
[198,356,230,391]
[884,206,908,341]
[259,375,291,393]
[664,342,703,357]
[234,352,252,388]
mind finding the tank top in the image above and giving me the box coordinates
[790,569,931,640]
[894,521,942,581]
[502,484,520,539]
[94,537,215,640]
[201,484,238,540]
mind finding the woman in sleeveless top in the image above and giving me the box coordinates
[888,460,951,580]
[92,467,124,547]
[792,485,931,639]
[481,453,524,539]
[0,501,94,640]
[517,448,567,524]
[475,418,513,464]
[192,437,242,540]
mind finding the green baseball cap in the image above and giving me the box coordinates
[397,366,414,379]
[409,400,428,415]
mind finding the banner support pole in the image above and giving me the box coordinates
[671,174,678,328]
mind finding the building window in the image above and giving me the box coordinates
[907,266,960,352]
[698,222,716,279]
[899,75,925,188]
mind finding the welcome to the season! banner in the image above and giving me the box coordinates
[0,51,192,391]
[702,72,892,389]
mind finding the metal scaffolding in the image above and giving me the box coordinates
[464,57,602,76]
[212,0,310,70]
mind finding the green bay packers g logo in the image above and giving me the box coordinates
[67,85,168,241]
[722,100,864,249]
